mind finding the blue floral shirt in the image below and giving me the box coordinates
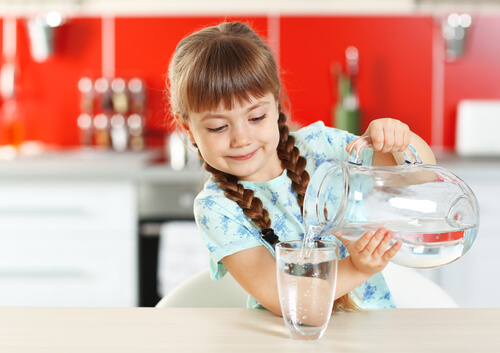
[193,121,396,309]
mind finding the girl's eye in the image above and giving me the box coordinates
[207,125,227,133]
[250,114,266,122]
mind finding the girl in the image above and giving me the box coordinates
[167,22,436,315]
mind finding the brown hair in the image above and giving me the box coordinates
[167,21,359,312]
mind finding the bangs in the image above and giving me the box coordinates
[182,36,279,114]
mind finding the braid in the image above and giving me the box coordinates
[204,163,272,232]
[276,112,310,208]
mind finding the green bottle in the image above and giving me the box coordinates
[334,73,360,135]
[334,46,360,135]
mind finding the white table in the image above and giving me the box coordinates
[0,307,499,352]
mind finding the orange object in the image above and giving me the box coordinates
[0,100,25,147]
[2,119,25,147]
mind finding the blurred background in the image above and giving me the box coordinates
[0,0,499,309]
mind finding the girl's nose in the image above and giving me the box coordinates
[230,125,252,148]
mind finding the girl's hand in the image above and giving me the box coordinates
[346,118,411,154]
[337,228,402,277]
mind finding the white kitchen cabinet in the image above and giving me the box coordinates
[416,164,500,308]
[0,180,137,307]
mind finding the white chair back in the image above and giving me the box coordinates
[156,268,248,308]
[383,262,458,308]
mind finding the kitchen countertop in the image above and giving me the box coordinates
[435,153,500,183]
[436,153,500,171]
[0,147,208,183]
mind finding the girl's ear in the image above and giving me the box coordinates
[175,115,196,145]
[185,128,196,145]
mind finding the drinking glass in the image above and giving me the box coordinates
[275,240,339,340]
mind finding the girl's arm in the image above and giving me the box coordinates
[221,246,282,315]
[221,227,400,316]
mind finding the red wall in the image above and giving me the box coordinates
[0,14,498,151]
[442,16,500,148]
[0,18,102,146]
[114,16,268,146]
[280,16,433,143]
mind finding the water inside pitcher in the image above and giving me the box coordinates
[302,137,479,269]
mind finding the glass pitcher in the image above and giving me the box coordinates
[303,137,479,269]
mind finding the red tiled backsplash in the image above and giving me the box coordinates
[1,15,500,150]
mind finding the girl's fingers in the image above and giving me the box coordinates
[381,124,395,153]
[370,126,385,151]
[383,240,402,262]
[394,123,410,152]
[361,228,386,254]
[349,231,373,254]
[400,123,411,152]
[341,227,402,263]
[367,118,412,154]
[393,127,404,152]
[374,230,394,257]
[357,228,389,255]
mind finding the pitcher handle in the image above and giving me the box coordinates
[347,135,423,165]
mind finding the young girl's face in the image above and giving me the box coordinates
[184,92,283,182]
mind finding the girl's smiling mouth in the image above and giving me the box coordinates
[228,150,257,161]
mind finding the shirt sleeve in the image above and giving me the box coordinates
[193,189,269,280]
